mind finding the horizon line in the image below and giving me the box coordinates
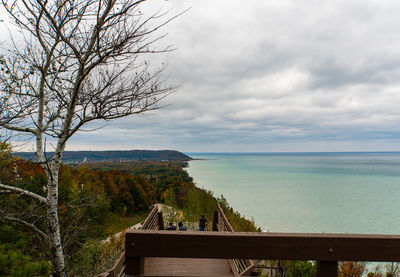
[13,149,400,154]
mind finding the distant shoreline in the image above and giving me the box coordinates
[13,149,193,163]
[189,158,216,161]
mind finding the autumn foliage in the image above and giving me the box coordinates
[0,158,194,275]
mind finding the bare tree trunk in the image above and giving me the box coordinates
[46,166,66,277]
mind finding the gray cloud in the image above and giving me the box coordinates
[62,0,400,151]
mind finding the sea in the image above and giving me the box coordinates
[185,152,400,235]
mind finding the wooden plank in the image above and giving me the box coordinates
[317,261,338,277]
[141,206,159,230]
[227,259,240,276]
[143,258,232,276]
[217,204,234,232]
[125,230,400,262]
[157,211,164,230]
[212,210,219,231]
[239,264,255,277]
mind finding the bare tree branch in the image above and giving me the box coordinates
[0,183,48,204]
[1,214,48,241]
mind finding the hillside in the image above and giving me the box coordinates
[13,150,192,163]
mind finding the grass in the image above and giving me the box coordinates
[104,211,149,236]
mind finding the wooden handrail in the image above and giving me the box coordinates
[97,252,125,277]
[216,203,235,232]
[125,230,400,277]
[214,203,255,276]
[141,204,163,230]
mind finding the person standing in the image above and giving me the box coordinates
[178,222,187,231]
[198,214,207,231]
[166,222,177,230]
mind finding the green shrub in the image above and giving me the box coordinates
[67,235,124,277]
[285,261,316,277]
[0,243,51,277]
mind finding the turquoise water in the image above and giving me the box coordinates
[185,152,400,234]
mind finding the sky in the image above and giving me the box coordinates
[5,0,400,152]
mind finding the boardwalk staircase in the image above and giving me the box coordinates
[99,203,255,276]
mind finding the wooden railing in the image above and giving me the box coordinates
[103,203,400,277]
[213,204,255,276]
[97,254,125,277]
[124,231,400,277]
[141,204,164,230]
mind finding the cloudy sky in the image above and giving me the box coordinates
[8,0,400,152]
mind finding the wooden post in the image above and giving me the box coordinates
[212,210,219,231]
[125,257,144,276]
[157,211,164,230]
[317,261,338,277]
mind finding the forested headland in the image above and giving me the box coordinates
[0,154,258,276]
[13,150,193,163]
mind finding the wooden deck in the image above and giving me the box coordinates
[143,258,233,276]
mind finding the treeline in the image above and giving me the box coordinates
[83,161,194,207]
[13,149,193,163]
[85,161,259,232]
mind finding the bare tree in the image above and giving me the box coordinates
[0,0,177,275]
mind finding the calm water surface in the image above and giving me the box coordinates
[185,152,400,234]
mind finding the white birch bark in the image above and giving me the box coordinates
[46,169,66,277]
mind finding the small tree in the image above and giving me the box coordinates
[183,187,201,223]
[163,188,181,225]
[0,140,12,167]
[0,0,176,276]
[339,261,368,277]
[164,187,178,208]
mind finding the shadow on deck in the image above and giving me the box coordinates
[143,257,232,276]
